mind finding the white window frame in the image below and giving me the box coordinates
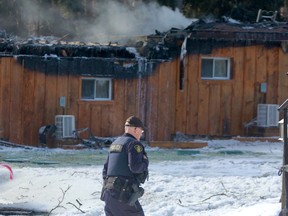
[81,77,112,101]
[201,57,231,80]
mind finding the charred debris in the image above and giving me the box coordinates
[1,18,288,74]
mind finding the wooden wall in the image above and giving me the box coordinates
[0,56,178,146]
[0,43,288,147]
[176,44,288,137]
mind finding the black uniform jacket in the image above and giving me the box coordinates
[102,133,149,182]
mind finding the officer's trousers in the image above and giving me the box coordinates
[103,189,145,216]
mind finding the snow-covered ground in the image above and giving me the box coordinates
[0,138,284,215]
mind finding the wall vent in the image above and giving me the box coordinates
[55,115,75,138]
[257,104,279,127]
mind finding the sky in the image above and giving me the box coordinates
[0,138,284,215]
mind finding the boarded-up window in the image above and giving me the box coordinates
[201,57,231,80]
[81,78,112,100]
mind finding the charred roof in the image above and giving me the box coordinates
[146,18,288,56]
[2,18,288,60]
[185,19,288,42]
[0,41,136,59]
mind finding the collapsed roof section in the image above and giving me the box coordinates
[0,34,158,78]
[1,18,288,77]
[147,18,288,56]
[1,18,288,59]
[185,19,288,41]
[0,40,136,59]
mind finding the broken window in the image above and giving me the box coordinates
[81,78,112,100]
[201,57,231,80]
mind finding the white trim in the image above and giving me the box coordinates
[81,77,112,101]
[201,57,231,80]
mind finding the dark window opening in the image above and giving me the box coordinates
[179,61,184,90]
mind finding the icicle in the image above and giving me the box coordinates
[180,36,188,61]
[138,58,146,75]
[179,33,191,90]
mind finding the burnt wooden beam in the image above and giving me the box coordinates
[15,44,136,59]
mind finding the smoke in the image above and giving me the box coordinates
[84,1,193,43]
[4,0,193,44]
[3,0,73,38]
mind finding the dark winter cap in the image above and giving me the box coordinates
[125,116,145,129]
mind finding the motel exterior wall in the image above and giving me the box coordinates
[0,42,288,147]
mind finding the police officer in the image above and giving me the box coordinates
[101,116,149,216]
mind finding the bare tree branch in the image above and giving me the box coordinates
[67,201,85,213]
[47,185,71,216]
[201,193,229,202]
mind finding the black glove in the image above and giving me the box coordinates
[135,170,149,184]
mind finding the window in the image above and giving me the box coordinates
[81,78,112,100]
[201,57,231,80]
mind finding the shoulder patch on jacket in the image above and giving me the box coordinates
[134,145,143,153]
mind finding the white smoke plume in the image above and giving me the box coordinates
[14,0,193,44]
[85,1,193,43]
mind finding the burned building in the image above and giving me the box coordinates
[0,19,288,147]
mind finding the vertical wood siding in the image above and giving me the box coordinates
[0,43,288,146]
[10,58,23,144]
[0,58,11,141]
[176,45,288,137]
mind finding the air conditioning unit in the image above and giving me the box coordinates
[257,104,279,127]
[55,115,75,138]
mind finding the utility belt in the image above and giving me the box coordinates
[104,176,134,193]
[101,176,144,205]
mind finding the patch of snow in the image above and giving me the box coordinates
[0,139,284,215]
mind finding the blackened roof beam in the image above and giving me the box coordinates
[15,44,136,58]
[190,30,288,42]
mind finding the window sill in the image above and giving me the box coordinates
[78,100,115,105]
